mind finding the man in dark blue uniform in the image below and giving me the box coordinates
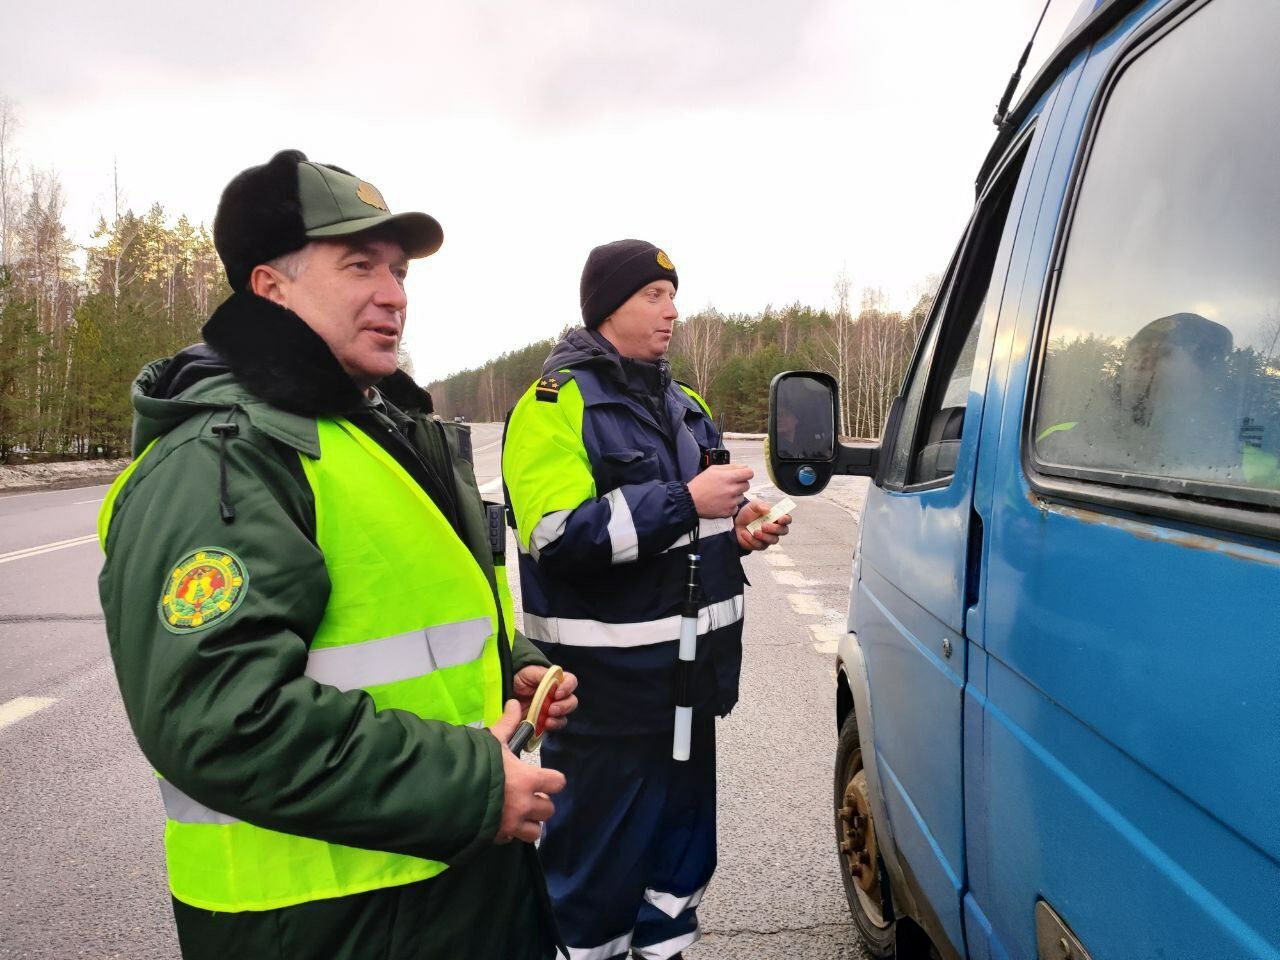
[502,240,790,959]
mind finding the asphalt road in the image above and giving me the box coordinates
[0,425,871,959]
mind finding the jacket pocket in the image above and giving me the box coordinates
[598,448,661,489]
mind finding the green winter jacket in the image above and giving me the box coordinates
[97,291,561,960]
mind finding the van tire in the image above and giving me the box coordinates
[834,710,896,958]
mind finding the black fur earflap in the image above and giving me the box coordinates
[213,150,309,292]
[202,292,366,416]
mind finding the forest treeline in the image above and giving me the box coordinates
[427,275,936,438]
[0,92,934,462]
[0,97,229,461]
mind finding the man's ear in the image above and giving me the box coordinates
[250,264,288,307]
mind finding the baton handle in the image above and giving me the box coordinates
[672,610,698,761]
[673,551,701,761]
[508,720,536,755]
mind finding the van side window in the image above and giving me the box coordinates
[1033,0,1280,508]
[884,140,1028,489]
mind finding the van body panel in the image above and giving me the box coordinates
[857,486,971,956]
[809,1,1280,957]
[859,565,966,864]
[973,1,1280,956]
[980,655,1279,959]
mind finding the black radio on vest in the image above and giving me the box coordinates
[701,447,730,469]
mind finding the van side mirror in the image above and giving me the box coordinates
[767,371,881,496]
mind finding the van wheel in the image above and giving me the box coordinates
[835,711,895,957]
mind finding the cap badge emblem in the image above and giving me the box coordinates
[656,250,675,270]
[356,181,389,212]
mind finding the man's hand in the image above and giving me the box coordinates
[513,665,579,733]
[687,464,754,518]
[488,700,567,844]
[735,499,792,552]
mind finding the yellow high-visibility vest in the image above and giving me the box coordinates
[109,416,504,912]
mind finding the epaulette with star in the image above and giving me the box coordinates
[536,375,562,402]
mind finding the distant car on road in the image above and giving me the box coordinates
[768,0,1280,957]
[453,415,466,423]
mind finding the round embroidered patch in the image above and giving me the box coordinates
[159,548,248,633]
[656,249,675,271]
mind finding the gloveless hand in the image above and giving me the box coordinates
[687,464,754,518]
[735,499,792,552]
[487,700,567,844]
[512,665,579,733]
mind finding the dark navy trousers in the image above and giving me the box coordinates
[538,716,717,960]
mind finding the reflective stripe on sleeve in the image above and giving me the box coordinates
[523,594,743,648]
[566,932,633,960]
[305,617,491,691]
[158,779,240,825]
[661,517,735,553]
[529,509,572,561]
[604,488,639,564]
[644,882,708,918]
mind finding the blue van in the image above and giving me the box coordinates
[766,1,1280,958]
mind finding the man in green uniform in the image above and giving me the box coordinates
[97,149,576,960]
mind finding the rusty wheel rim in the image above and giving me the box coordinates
[839,765,888,928]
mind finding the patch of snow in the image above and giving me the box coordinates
[0,459,130,492]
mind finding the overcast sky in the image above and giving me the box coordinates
[2,0,1083,382]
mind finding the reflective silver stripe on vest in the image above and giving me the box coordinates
[661,517,735,553]
[158,779,240,825]
[605,488,639,564]
[523,594,743,649]
[529,509,572,561]
[566,931,633,960]
[644,882,708,918]
[305,617,491,691]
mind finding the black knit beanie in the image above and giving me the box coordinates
[579,239,679,328]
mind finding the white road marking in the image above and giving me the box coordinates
[478,478,503,495]
[761,551,794,567]
[0,488,63,501]
[771,570,811,588]
[0,534,98,565]
[73,498,104,505]
[809,624,842,654]
[787,593,826,617]
[0,696,57,731]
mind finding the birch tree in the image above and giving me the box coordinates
[0,97,17,268]
[679,306,724,394]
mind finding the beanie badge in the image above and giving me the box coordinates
[656,249,675,270]
[356,181,389,212]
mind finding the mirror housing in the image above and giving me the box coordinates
[767,370,881,496]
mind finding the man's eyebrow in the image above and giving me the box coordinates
[339,242,379,258]
[339,241,408,266]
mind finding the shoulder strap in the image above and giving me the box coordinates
[534,368,577,403]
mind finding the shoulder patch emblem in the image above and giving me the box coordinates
[656,249,675,271]
[536,376,561,403]
[159,548,248,634]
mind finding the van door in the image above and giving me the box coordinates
[855,132,1036,958]
[977,1,1280,957]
